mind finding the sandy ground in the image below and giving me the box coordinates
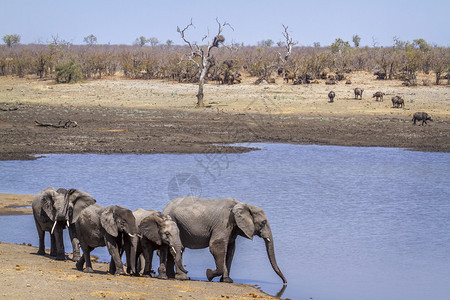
[0,193,34,215]
[0,72,449,161]
[0,241,276,299]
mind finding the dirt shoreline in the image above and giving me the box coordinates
[1,73,449,161]
[0,241,278,299]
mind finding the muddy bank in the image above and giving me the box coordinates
[0,242,276,299]
[1,103,449,161]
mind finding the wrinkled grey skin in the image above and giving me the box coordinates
[32,187,70,260]
[133,209,189,280]
[64,189,97,261]
[163,197,287,284]
[354,87,364,99]
[328,91,335,102]
[412,112,433,125]
[75,205,138,275]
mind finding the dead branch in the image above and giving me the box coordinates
[0,107,18,111]
[34,120,78,128]
[278,24,297,66]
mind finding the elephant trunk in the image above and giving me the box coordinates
[264,233,287,284]
[170,244,188,274]
[128,236,138,275]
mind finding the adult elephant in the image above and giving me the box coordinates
[163,197,287,284]
[75,204,138,275]
[64,188,97,261]
[133,208,189,279]
[32,187,70,260]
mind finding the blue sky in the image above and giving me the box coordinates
[1,0,449,46]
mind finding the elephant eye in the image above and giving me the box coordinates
[261,220,267,226]
[165,231,170,236]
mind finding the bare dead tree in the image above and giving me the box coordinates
[278,25,297,69]
[177,18,233,108]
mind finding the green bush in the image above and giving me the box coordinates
[55,61,82,83]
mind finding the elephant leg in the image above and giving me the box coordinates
[54,226,65,261]
[77,246,94,273]
[50,233,57,257]
[105,237,125,275]
[165,248,175,279]
[34,218,45,255]
[158,246,169,279]
[223,241,236,281]
[207,239,232,283]
[141,239,154,277]
[68,225,81,262]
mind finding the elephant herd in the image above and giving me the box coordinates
[32,187,287,284]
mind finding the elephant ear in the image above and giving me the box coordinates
[139,215,163,246]
[100,206,118,237]
[42,189,56,221]
[67,189,96,224]
[232,203,254,240]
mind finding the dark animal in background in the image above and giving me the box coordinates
[354,88,364,99]
[328,91,335,102]
[373,91,385,101]
[325,79,336,85]
[374,71,387,80]
[345,80,352,85]
[284,72,295,83]
[391,96,405,108]
[412,112,433,125]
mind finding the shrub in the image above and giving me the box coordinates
[55,61,82,83]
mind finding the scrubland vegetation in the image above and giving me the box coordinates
[1,35,448,87]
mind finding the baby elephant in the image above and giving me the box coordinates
[412,112,433,125]
[76,205,138,275]
[132,209,189,280]
[354,88,364,99]
[373,91,385,101]
[328,91,335,102]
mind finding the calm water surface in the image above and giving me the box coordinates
[0,144,449,300]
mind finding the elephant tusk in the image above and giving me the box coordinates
[171,246,176,254]
[51,220,57,235]
[128,233,136,238]
[266,238,271,243]
[66,220,70,228]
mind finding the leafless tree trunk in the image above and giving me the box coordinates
[177,19,232,108]
[278,25,297,69]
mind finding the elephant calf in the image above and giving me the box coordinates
[133,209,189,280]
[75,204,138,275]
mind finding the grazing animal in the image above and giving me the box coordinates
[373,91,385,101]
[328,91,335,102]
[284,72,295,83]
[412,112,433,125]
[345,80,352,85]
[325,79,336,85]
[391,96,405,108]
[354,88,364,99]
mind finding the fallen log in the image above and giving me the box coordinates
[34,120,78,128]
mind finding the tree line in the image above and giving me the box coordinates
[1,34,449,86]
